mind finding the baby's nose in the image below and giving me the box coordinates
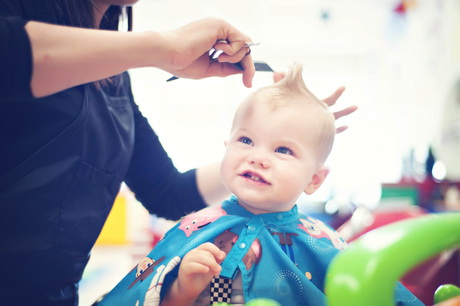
[247,151,270,168]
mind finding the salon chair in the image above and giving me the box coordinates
[325,212,460,306]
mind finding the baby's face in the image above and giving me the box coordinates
[221,96,323,214]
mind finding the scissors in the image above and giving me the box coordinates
[208,40,259,61]
[166,40,273,82]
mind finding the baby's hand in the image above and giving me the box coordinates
[177,242,226,300]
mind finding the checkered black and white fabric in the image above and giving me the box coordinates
[210,276,233,304]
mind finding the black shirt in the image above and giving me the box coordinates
[0,1,207,303]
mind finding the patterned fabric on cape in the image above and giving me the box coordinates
[100,197,422,306]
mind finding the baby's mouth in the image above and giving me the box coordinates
[240,171,270,184]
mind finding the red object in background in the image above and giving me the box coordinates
[347,206,427,242]
[149,228,164,248]
[339,207,459,305]
[394,1,407,14]
[393,0,417,15]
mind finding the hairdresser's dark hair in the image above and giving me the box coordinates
[59,0,133,31]
[58,0,133,87]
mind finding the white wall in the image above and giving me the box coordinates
[128,0,460,208]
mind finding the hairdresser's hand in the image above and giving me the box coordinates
[24,19,254,98]
[162,243,226,306]
[159,18,255,88]
[322,87,358,133]
[273,72,357,133]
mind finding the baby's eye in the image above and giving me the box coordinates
[238,136,253,145]
[276,146,294,155]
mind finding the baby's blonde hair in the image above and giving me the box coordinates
[251,63,335,163]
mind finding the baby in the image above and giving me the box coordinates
[100,63,422,306]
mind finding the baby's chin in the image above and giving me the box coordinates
[236,199,280,215]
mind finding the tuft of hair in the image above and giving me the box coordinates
[269,62,327,109]
[256,62,336,163]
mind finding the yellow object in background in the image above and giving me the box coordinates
[96,193,128,245]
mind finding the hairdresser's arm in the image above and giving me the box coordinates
[26,18,255,98]
[196,162,230,205]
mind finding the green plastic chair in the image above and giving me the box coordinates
[325,212,460,306]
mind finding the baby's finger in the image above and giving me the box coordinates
[186,252,222,276]
[184,261,212,275]
[197,242,226,262]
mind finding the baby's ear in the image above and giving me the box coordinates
[304,166,330,195]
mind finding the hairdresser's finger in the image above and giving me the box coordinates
[323,86,346,107]
[214,39,255,88]
[237,52,255,88]
[212,50,254,88]
[336,126,349,134]
[273,71,286,83]
[217,45,250,63]
[333,105,358,121]
[214,39,251,55]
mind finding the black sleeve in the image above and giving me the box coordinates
[124,97,207,220]
[0,0,71,102]
[0,17,33,101]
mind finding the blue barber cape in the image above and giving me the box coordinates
[100,197,422,306]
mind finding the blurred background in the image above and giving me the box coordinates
[80,0,460,305]
[130,0,460,210]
